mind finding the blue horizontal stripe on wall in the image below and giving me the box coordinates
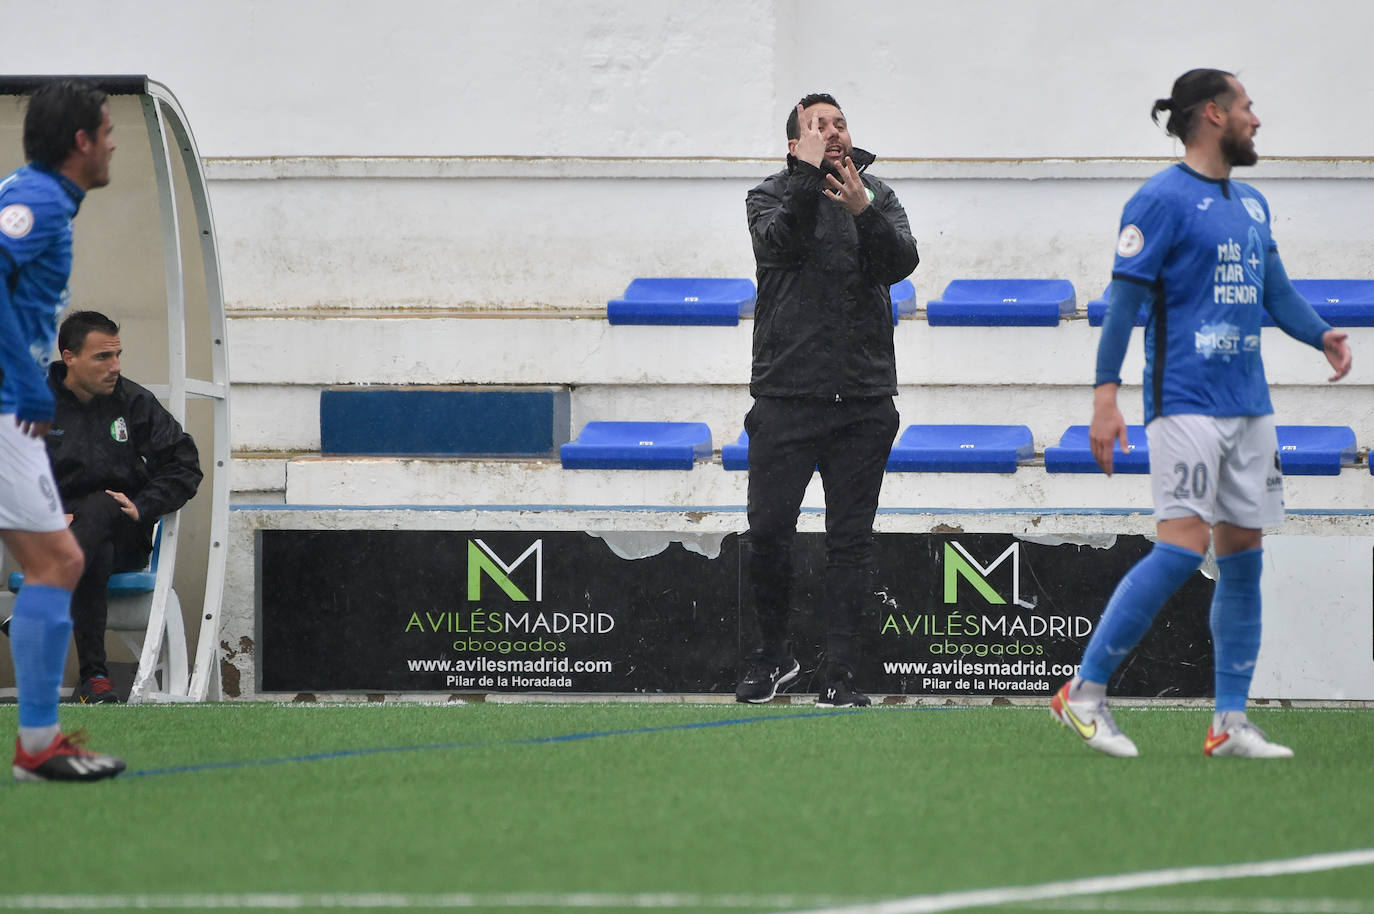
[320,387,570,456]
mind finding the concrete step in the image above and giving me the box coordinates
[270,454,1373,514]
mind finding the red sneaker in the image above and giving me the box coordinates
[13,731,126,782]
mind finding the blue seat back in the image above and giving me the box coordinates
[927,279,1075,326]
[887,424,1034,473]
[10,522,162,596]
[607,278,756,326]
[1284,280,1374,327]
[1044,424,1150,474]
[560,421,713,470]
[1276,425,1357,475]
[890,279,916,324]
[721,431,749,470]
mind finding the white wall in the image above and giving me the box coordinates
[9,1,1374,158]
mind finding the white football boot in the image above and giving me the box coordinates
[1050,681,1139,758]
[1204,721,1293,759]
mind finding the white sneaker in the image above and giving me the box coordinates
[1050,681,1138,758]
[1204,721,1293,759]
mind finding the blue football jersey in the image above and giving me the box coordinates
[0,163,84,421]
[1112,163,1276,422]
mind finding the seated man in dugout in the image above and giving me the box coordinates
[4,310,202,703]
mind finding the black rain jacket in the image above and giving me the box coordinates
[44,363,203,543]
[746,148,919,398]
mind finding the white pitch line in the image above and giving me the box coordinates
[777,848,1374,914]
[1011,894,1374,912]
[2,852,1371,913]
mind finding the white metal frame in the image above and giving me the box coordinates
[126,80,230,702]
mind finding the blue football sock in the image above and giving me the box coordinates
[1079,542,1204,684]
[1211,548,1263,713]
[8,584,73,732]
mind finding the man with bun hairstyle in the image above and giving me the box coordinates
[1050,69,1351,759]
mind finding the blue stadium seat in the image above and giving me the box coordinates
[927,279,1076,326]
[721,431,749,470]
[1086,283,1151,327]
[886,425,1034,473]
[10,536,160,596]
[1044,424,1150,474]
[320,387,570,457]
[1286,280,1374,327]
[890,278,916,324]
[1276,425,1357,475]
[560,421,713,470]
[607,278,756,326]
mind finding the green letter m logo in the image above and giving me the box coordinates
[468,539,543,602]
[943,541,1029,607]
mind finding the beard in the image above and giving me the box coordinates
[1221,130,1258,168]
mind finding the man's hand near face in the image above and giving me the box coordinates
[825,157,870,215]
[792,103,826,168]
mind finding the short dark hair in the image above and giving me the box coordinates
[786,92,842,141]
[1150,69,1236,143]
[23,78,108,170]
[59,310,120,355]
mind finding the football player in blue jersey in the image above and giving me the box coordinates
[1050,69,1351,759]
[0,78,125,781]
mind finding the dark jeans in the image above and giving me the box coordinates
[67,492,151,683]
[745,395,899,674]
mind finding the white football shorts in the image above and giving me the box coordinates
[0,415,67,533]
[1147,413,1284,529]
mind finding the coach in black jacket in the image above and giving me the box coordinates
[736,93,919,708]
[43,311,202,702]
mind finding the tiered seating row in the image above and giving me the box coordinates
[609,277,1374,327]
[560,421,1360,476]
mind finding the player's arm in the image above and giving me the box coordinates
[1090,279,1152,475]
[0,254,55,434]
[1262,250,1351,381]
[129,387,203,521]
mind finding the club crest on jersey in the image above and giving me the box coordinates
[109,417,129,443]
[1242,197,1266,223]
[0,203,33,238]
[1116,224,1144,257]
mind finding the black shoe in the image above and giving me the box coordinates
[13,730,125,782]
[735,650,800,703]
[72,676,122,705]
[816,669,871,708]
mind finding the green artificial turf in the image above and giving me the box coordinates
[0,702,1369,913]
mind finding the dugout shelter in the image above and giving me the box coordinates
[0,76,229,702]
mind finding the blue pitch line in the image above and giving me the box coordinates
[61,704,966,784]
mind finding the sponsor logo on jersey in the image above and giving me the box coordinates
[1195,321,1242,361]
[1116,224,1144,257]
[1197,197,1213,211]
[110,417,129,443]
[1242,197,1266,223]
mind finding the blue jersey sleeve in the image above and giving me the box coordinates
[0,279,55,421]
[1095,280,1154,386]
[1111,190,1176,285]
[1263,250,1329,350]
[0,180,67,421]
